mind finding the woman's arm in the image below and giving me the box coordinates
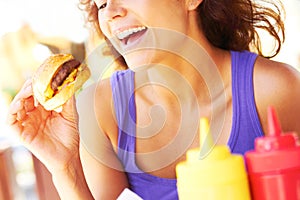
[80,144,129,199]
[77,80,129,199]
[254,57,300,136]
[51,153,94,200]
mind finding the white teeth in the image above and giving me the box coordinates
[116,26,146,40]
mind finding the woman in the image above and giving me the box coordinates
[7,0,300,199]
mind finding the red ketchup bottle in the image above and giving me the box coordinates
[245,107,300,200]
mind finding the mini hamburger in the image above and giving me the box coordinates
[32,53,90,111]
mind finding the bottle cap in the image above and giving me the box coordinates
[245,106,300,173]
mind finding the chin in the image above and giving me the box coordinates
[123,50,158,70]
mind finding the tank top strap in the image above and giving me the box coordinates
[229,50,264,154]
[110,69,141,173]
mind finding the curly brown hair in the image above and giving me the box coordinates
[78,0,285,59]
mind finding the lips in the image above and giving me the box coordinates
[115,26,147,45]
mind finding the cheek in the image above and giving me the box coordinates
[98,16,110,38]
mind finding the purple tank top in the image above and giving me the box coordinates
[111,50,264,199]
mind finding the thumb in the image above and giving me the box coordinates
[61,95,78,122]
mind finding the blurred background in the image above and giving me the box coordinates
[0,0,299,199]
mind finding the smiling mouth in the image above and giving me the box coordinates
[116,26,147,45]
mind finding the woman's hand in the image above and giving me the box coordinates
[6,78,80,173]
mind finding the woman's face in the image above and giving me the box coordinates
[95,0,196,68]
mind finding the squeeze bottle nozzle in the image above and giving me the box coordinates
[268,106,281,137]
[199,118,214,159]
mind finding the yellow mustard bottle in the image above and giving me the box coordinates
[176,118,251,200]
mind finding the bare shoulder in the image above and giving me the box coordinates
[77,78,118,148]
[253,56,300,134]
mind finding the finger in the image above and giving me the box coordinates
[23,78,33,88]
[10,80,33,106]
[17,109,27,121]
[7,96,34,126]
[7,80,33,123]
[20,121,36,144]
[61,95,78,121]
[6,113,18,125]
[24,96,35,112]
[8,99,23,116]
[7,116,24,136]
[6,100,23,125]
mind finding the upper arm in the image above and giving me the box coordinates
[254,57,300,136]
[76,80,129,199]
[79,144,129,200]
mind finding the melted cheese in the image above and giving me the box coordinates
[44,68,78,100]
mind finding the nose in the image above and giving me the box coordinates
[103,1,127,21]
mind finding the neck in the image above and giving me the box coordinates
[134,45,229,102]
